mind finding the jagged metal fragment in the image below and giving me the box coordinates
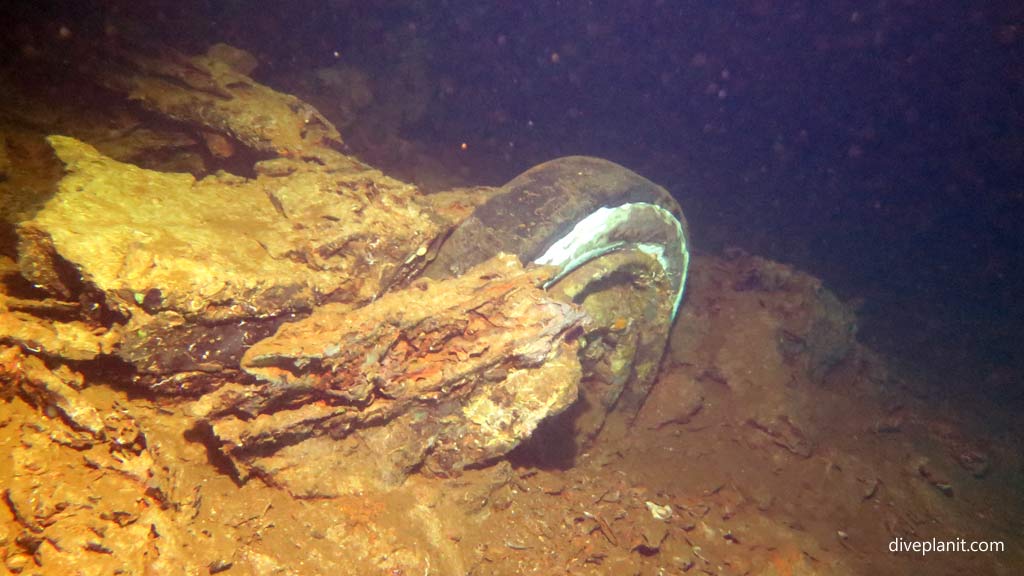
[193,255,586,493]
[16,136,445,390]
[94,43,347,161]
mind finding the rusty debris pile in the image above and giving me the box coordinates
[0,42,1020,575]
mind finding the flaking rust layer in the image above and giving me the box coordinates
[0,291,121,361]
[17,136,445,390]
[194,254,586,495]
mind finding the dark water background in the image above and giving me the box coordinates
[6,0,1024,405]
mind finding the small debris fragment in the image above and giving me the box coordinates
[917,460,955,497]
[582,511,618,546]
[956,449,991,478]
[644,500,673,521]
[862,478,881,501]
[209,559,234,574]
[85,541,113,554]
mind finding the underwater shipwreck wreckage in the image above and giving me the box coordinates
[2,43,1017,575]
[8,45,690,489]
[1,43,693,567]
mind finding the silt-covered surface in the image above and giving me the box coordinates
[0,32,1020,576]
